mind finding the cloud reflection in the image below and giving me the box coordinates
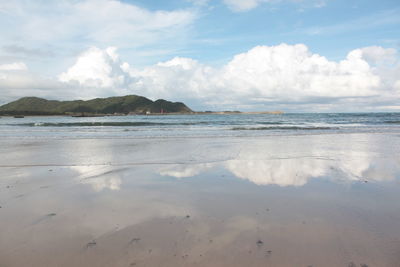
[226,158,328,186]
[160,139,400,187]
[71,166,122,192]
[159,163,215,178]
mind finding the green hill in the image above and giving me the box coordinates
[0,95,193,115]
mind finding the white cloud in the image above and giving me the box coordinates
[59,46,130,88]
[0,62,27,71]
[223,0,327,12]
[1,44,400,111]
[128,56,215,101]
[0,0,196,62]
[395,80,400,91]
[223,0,265,12]
[359,46,397,66]
[219,44,380,100]
[120,44,395,110]
[0,62,69,104]
[2,45,54,58]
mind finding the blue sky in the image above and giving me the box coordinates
[0,0,399,111]
[125,0,400,64]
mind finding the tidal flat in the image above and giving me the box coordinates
[1,133,400,266]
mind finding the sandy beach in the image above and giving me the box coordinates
[1,133,400,267]
[2,0,400,265]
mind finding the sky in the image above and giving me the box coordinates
[0,0,399,112]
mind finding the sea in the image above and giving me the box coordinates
[1,112,400,139]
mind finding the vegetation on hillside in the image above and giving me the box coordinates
[0,95,193,115]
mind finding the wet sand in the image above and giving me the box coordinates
[1,133,400,266]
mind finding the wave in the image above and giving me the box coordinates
[257,121,286,125]
[384,121,400,124]
[17,122,174,127]
[14,121,235,127]
[231,126,335,131]
[13,121,289,127]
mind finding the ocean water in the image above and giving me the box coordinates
[1,113,400,139]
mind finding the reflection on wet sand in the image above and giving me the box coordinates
[72,165,123,191]
[161,135,400,186]
[1,133,400,266]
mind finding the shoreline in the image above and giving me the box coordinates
[0,111,284,117]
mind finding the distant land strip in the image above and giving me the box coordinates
[0,95,283,116]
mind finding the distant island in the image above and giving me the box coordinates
[0,95,284,116]
[0,95,193,116]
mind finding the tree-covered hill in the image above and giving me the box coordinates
[0,95,193,115]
